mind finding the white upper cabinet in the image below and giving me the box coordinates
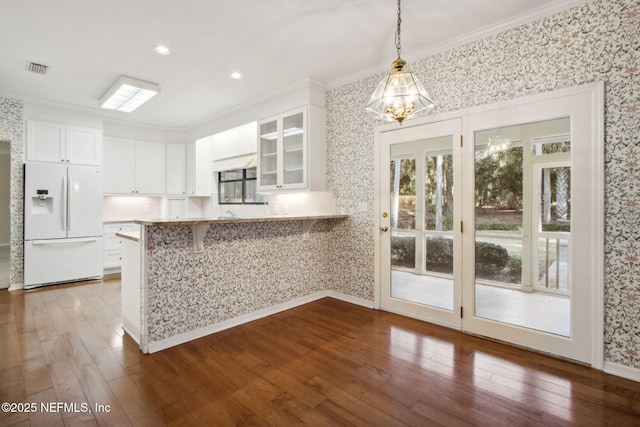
[166,144,187,195]
[257,106,325,192]
[26,120,102,166]
[134,141,166,195]
[103,137,165,195]
[103,137,134,194]
[186,140,212,196]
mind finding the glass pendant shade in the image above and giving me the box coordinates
[366,59,434,124]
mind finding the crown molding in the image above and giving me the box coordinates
[186,78,326,130]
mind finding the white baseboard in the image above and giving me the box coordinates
[147,291,331,353]
[327,291,375,309]
[8,282,23,291]
[122,318,141,346]
[147,292,375,353]
[604,361,640,383]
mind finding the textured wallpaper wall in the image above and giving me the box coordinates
[326,0,640,368]
[143,220,341,346]
[0,98,24,288]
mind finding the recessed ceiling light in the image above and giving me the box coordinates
[154,45,171,55]
[230,72,242,80]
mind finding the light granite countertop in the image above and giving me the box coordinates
[134,214,349,226]
[115,231,141,242]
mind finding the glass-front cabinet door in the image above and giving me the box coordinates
[258,119,278,188]
[257,107,307,191]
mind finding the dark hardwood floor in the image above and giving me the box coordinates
[1,278,640,426]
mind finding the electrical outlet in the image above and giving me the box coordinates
[144,205,151,213]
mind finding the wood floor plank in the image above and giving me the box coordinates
[48,359,96,426]
[230,378,304,426]
[308,375,411,426]
[0,366,29,427]
[0,317,22,371]
[107,376,165,427]
[27,388,65,427]
[2,283,640,426]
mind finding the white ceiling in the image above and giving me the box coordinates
[0,0,583,130]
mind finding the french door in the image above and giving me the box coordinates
[378,84,603,364]
[379,119,463,329]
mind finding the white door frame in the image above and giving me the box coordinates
[374,82,604,368]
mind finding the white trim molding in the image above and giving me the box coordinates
[604,362,640,383]
[146,291,375,353]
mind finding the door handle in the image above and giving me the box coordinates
[380,226,389,232]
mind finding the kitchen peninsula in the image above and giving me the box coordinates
[118,214,348,353]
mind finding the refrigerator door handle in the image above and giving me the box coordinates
[62,175,68,231]
[32,238,98,245]
[68,174,73,231]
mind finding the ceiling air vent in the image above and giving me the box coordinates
[26,62,49,75]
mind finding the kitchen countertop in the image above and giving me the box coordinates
[104,218,141,223]
[135,214,349,226]
[116,231,140,242]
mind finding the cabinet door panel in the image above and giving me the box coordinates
[26,121,65,163]
[186,142,196,194]
[166,144,186,194]
[281,111,306,188]
[103,138,134,193]
[66,126,101,166]
[257,107,311,191]
[135,141,165,194]
[258,119,279,189]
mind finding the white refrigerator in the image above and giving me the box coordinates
[24,162,103,289]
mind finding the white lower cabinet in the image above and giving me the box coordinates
[103,222,140,271]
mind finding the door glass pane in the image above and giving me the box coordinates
[535,165,571,294]
[390,136,454,311]
[425,152,454,277]
[474,118,571,337]
[390,158,416,268]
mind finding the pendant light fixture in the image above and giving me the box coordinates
[366,0,434,124]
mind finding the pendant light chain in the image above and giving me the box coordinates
[395,0,402,59]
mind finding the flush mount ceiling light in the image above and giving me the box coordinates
[366,0,434,124]
[230,71,242,80]
[99,75,160,113]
